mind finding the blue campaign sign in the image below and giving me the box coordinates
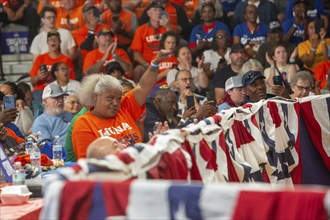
[0,32,29,54]
[0,143,14,183]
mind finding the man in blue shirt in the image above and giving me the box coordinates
[32,84,73,144]
[282,0,308,46]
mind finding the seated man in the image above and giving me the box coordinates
[83,28,133,75]
[242,70,290,103]
[30,7,77,62]
[86,136,125,159]
[32,84,73,144]
[144,85,178,142]
[101,0,138,49]
[1,0,39,44]
[175,70,207,120]
[29,31,75,104]
[131,2,171,82]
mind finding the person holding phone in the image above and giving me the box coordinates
[175,70,207,120]
[29,31,75,104]
[0,82,34,136]
[264,42,299,94]
[298,19,329,69]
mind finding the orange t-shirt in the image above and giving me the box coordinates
[55,5,85,31]
[130,23,166,63]
[6,128,24,144]
[122,0,150,19]
[83,48,132,73]
[72,90,146,159]
[37,0,85,13]
[101,8,135,47]
[164,2,178,32]
[29,53,75,91]
[312,61,330,89]
[156,55,178,85]
[72,24,107,62]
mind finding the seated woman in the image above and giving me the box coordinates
[166,45,209,95]
[290,70,314,100]
[48,62,80,94]
[0,82,34,136]
[153,31,179,85]
[298,19,329,70]
[64,93,82,116]
[218,76,246,113]
[265,42,299,94]
[72,50,171,159]
[202,29,231,79]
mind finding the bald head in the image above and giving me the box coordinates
[86,137,124,159]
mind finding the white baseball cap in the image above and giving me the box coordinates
[225,76,243,92]
[42,84,68,100]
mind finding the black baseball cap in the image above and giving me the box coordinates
[242,70,266,87]
[230,44,245,54]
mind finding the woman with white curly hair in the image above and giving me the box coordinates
[72,50,171,159]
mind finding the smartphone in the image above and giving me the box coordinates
[39,64,48,73]
[273,75,283,86]
[186,95,195,109]
[3,95,16,111]
[314,18,324,34]
[206,91,216,106]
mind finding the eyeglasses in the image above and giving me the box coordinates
[295,85,311,91]
[216,35,227,40]
[57,67,70,72]
[44,16,56,20]
[179,77,193,82]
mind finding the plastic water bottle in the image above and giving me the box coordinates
[12,162,25,185]
[52,136,63,162]
[30,143,41,176]
[25,137,33,154]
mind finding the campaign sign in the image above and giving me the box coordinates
[0,143,14,183]
[0,32,29,54]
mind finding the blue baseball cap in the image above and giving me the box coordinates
[242,70,265,87]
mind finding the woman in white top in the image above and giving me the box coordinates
[202,29,231,78]
[48,62,80,94]
[265,42,298,93]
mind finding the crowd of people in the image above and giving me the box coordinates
[0,0,329,162]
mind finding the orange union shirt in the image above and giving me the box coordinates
[72,90,146,159]
[130,23,167,63]
[83,48,132,73]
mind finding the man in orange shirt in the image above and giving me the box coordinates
[30,31,75,104]
[139,0,190,40]
[55,0,85,31]
[37,0,85,13]
[83,28,133,75]
[101,0,138,50]
[130,1,171,83]
[72,5,107,63]
[122,0,150,19]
